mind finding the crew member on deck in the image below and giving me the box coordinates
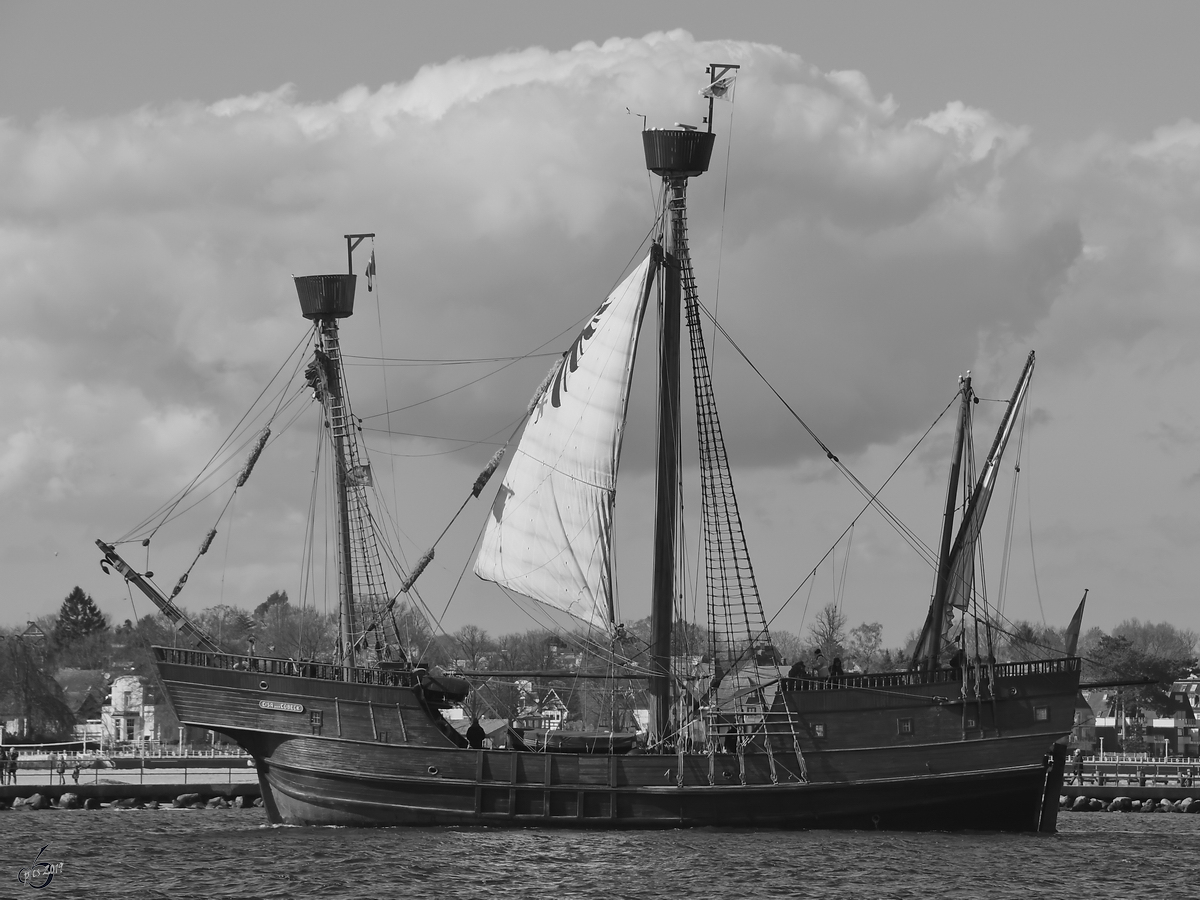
[949,644,966,672]
[466,717,486,750]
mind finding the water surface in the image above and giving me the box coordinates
[4,809,1195,899]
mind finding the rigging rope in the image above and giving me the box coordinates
[130,328,313,544]
[765,395,958,631]
[691,300,940,570]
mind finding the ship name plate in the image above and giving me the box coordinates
[259,700,305,713]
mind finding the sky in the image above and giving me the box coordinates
[2,1,1199,650]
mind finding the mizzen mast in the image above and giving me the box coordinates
[915,352,1036,671]
[918,371,973,674]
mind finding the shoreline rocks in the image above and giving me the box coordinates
[1061,794,1199,813]
[1,790,259,811]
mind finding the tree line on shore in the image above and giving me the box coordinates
[2,584,1196,741]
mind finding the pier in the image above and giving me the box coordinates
[1061,755,1200,812]
[0,747,261,810]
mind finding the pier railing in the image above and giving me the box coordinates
[1072,759,1198,788]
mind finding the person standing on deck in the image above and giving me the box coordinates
[8,750,17,784]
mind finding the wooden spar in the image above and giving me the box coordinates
[95,540,222,652]
[920,374,972,673]
[649,185,683,745]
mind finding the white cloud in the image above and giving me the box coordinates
[2,31,1199,641]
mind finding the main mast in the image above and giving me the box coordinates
[641,68,726,746]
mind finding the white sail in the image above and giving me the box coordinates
[474,253,656,625]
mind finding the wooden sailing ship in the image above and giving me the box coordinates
[97,66,1079,830]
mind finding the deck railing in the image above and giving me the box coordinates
[782,656,1080,692]
[153,646,421,688]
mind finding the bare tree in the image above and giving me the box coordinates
[0,633,76,740]
[452,624,493,670]
[808,603,848,662]
[1113,619,1198,660]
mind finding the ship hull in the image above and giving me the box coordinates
[250,737,1060,830]
[156,648,1075,831]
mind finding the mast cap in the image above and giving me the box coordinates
[294,274,357,319]
[642,129,716,178]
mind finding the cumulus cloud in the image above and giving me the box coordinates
[2,31,1199,639]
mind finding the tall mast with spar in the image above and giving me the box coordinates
[641,64,736,746]
[294,234,374,677]
[918,372,973,673]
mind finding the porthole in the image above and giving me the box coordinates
[427,765,439,776]
[258,681,269,691]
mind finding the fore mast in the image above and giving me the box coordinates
[642,64,736,746]
[294,234,374,678]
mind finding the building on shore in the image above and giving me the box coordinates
[101,674,158,745]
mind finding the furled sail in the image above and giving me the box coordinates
[943,352,1035,610]
[474,252,657,626]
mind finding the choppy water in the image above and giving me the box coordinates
[3,809,1197,899]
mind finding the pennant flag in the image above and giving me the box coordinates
[700,73,737,101]
[365,250,376,292]
[1064,589,1088,657]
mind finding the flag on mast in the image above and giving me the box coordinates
[701,72,737,101]
[365,250,377,292]
[1064,589,1088,657]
